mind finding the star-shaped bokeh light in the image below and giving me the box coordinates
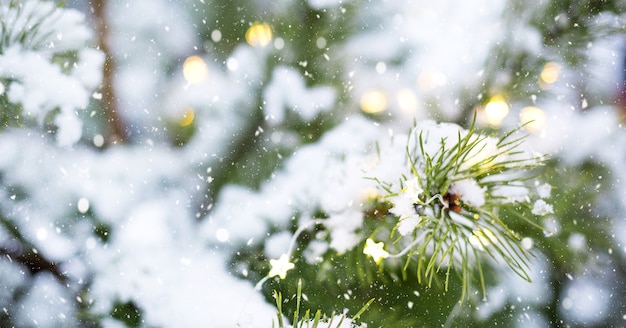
[268,254,295,279]
[363,238,389,264]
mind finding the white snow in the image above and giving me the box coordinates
[449,179,486,207]
[409,120,464,158]
[388,193,418,220]
[0,0,92,52]
[0,1,101,146]
[397,216,421,236]
[91,248,276,327]
[264,66,337,125]
[532,199,554,216]
[54,110,83,147]
[326,209,364,254]
[1,0,625,326]
[1,46,90,117]
[265,231,293,259]
[72,48,106,89]
[307,0,346,10]
[560,279,610,325]
[536,183,552,199]
[477,255,552,321]
[13,273,76,328]
[491,184,529,202]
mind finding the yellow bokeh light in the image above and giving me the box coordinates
[484,95,509,127]
[179,107,195,127]
[539,62,561,85]
[519,106,546,133]
[396,88,418,115]
[245,22,273,47]
[183,56,209,84]
[360,90,388,114]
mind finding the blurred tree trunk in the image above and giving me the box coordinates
[92,0,127,144]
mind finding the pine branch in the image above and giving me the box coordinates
[367,118,550,302]
[0,215,67,285]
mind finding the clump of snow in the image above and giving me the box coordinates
[403,177,424,201]
[397,216,421,236]
[201,115,383,250]
[449,179,486,207]
[491,183,529,203]
[326,209,364,254]
[203,184,280,245]
[72,48,106,89]
[54,110,83,147]
[364,133,408,184]
[532,199,554,216]
[1,45,90,117]
[265,231,294,259]
[264,66,337,125]
[388,192,418,219]
[0,1,104,146]
[91,245,276,327]
[0,0,93,52]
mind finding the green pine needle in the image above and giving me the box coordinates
[273,279,372,327]
[376,115,550,302]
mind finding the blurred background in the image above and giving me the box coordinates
[1,0,626,327]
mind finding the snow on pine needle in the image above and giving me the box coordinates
[366,117,552,301]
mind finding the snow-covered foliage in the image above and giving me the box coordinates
[1,0,625,327]
[370,119,549,300]
[0,0,104,146]
[201,115,383,252]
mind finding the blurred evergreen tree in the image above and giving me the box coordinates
[0,0,625,327]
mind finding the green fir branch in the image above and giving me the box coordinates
[369,115,552,303]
